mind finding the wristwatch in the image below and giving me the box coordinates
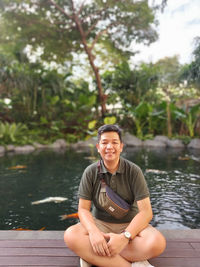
[123,231,132,241]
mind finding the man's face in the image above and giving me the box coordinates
[96,131,123,162]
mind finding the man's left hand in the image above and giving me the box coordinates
[102,232,129,256]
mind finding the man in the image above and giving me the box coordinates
[64,124,166,267]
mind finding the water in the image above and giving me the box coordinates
[0,147,199,230]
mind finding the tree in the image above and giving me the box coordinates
[180,37,200,89]
[0,0,165,117]
[155,55,181,87]
[154,56,182,137]
[102,61,159,108]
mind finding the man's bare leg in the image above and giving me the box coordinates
[121,225,166,262]
[64,223,131,267]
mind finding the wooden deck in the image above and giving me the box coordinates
[0,230,199,267]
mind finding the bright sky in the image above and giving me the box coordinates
[132,0,200,64]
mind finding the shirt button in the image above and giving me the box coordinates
[110,176,116,189]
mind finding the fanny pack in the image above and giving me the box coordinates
[98,160,130,219]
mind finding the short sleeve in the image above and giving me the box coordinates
[132,167,150,201]
[78,166,94,200]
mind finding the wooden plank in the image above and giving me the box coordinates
[190,242,200,249]
[165,241,193,249]
[160,248,199,258]
[9,266,78,267]
[149,257,200,267]
[0,237,200,267]
[0,240,66,248]
[0,256,79,266]
[0,239,79,266]
[0,247,74,256]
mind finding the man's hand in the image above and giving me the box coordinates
[88,230,111,257]
[103,233,129,256]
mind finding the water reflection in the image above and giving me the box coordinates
[140,149,200,230]
[0,147,199,230]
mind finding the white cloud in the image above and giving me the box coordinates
[131,0,200,64]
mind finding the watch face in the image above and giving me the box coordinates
[124,231,131,239]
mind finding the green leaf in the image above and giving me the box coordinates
[50,95,60,105]
[40,116,48,124]
[88,120,97,130]
[104,116,117,125]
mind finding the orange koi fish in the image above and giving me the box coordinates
[8,165,27,170]
[178,156,190,161]
[60,212,79,220]
[13,228,31,231]
[12,227,45,231]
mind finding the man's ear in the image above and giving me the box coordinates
[96,143,99,152]
[120,142,124,152]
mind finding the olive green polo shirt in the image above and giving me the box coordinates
[78,157,150,223]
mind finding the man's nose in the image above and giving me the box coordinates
[107,143,113,148]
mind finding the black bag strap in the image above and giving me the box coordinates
[97,160,106,186]
[97,161,131,208]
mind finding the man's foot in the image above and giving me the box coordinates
[80,258,92,267]
[131,260,154,267]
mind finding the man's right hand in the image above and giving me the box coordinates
[88,230,111,257]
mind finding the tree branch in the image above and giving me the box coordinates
[48,0,73,20]
[83,7,106,26]
[85,19,100,37]
[78,0,86,16]
[70,0,76,15]
[14,12,70,34]
[89,29,108,51]
[84,7,111,37]
[89,21,119,51]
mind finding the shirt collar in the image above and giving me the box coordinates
[100,157,124,174]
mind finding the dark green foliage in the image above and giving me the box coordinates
[0,52,97,142]
[0,0,162,116]
[0,0,158,63]
[1,1,199,142]
[179,37,200,89]
[155,56,181,87]
[102,61,159,107]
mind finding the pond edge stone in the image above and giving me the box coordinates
[1,136,200,156]
[188,138,200,149]
[123,132,143,146]
[166,139,185,148]
[14,145,36,154]
[0,146,6,156]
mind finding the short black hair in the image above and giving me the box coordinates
[97,124,123,143]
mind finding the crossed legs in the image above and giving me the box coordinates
[120,225,166,262]
[64,223,166,267]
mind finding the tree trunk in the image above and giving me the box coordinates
[84,48,107,117]
[74,15,106,117]
[33,86,37,115]
[166,101,172,137]
[49,1,107,117]
[41,87,46,115]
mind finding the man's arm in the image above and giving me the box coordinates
[78,198,111,257]
[78,198,96,232]
[125,197,153,239]
[106,197,153,256]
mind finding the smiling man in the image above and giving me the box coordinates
[64,124,166,267]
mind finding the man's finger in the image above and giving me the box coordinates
[104,244,111,257]
[96,244,105,256]
[102,232,110,242]
[92,245,98,255]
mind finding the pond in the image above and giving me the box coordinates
[0,147,200,231]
